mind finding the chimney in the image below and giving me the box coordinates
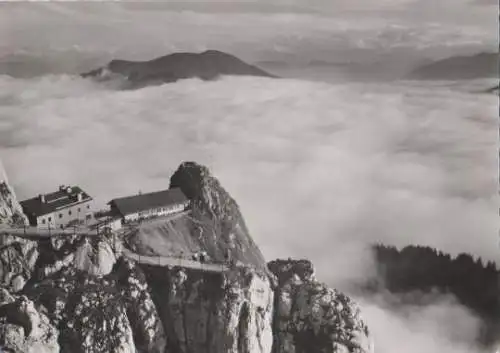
[66,186,72,194]
[59,185,65,191]
[77,192,83,202]
[39,194,45,203]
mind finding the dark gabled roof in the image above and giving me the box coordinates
[108,187,188,217]
[20,186,92,217]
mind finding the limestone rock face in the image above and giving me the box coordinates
[170,161,268,273]
[0,177,28,227]
[115,259,166,353]
[35,235,116,280]
[73,238,116,276]
[0,294,59,353]
[0,170,38,292]
[269,259,373,353]
[142,264,274,353]
[24,267,136,353]
[0,238,38,292]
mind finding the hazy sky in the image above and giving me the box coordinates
[0,2,497,352]
[0,1,496,76]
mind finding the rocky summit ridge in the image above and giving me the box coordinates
[0,161,373,353]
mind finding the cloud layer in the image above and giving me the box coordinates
[360,295,484,353]
[1,74,496,273]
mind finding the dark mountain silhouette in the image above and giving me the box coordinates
[408,52,498,80]
[365,244,500,347]
[81,50,277,88]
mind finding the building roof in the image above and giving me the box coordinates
[108,187,189,217]
[20,185,92,218]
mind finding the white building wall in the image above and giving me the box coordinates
[122,201,190,223]
[36,199,94,229]
[124,213,139,222]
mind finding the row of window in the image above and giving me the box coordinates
[149,205,182,213]
[144,205,186,216]
[39,205,91,225]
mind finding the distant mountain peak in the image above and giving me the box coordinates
[408,51,498,80]
[82,50,277,89]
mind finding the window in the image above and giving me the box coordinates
[86,215,92,220]
[68,210,72,216]
[59,213,63,219]
[48,217,52,222]
[87,205,90,209]
[78,208,81,212]
[42,219,46,224]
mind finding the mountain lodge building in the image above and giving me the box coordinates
[107,187,190,224]
[20,185,94,228]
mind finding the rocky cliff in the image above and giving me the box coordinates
[0,161,28,227]
[269,259,373,353]
[81,50,277,89]
[0,162,373,353]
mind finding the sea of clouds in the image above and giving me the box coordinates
[0,2,497,352]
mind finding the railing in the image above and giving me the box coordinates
[0,209,192,240]
[122,249,229,273]
[0,225,235,274]
[0,224,101,238]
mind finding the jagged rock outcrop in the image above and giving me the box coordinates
[73,237,116,276]
[142,264,274,353]
[32,235,117,281]
[169,161,268,272]
[115,259,166,353]
[127,162,276,352]
[269,259,373,353]
[81,50,277,88]
[0,292,59,353]
[0,170,37,292]
[0,238,38,292]
[24,267,136,353]
[0,163,28,226]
